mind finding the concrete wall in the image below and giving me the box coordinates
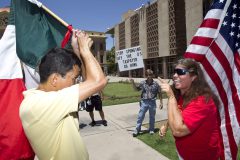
[158,0,170,57]
[125,18,131,49]
[139,7,147,59]
[114,25,120,52]
[185,0,203,45]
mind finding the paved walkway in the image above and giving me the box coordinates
[78,99,169,160]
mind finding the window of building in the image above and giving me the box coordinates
[167,55,177,78]
[100,43,104,51]
[146,2,159,58]
[157,58,163,77]
[91,43,95,51]
[119,22,126,50]
[203,0,213,18]
[130,14,140,47]
[100,55,104,63]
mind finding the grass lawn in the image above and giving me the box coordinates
[102,82,166,106]
[102,82,140,106]
[138,121,178,160]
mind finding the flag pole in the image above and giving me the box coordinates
[41,4,68,27]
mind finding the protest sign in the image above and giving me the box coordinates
[116,46,144,72]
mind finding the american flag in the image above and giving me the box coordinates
[184,0,240,159]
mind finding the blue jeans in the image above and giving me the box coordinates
[135,99,156,132]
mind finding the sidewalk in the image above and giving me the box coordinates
[78,99,169,160]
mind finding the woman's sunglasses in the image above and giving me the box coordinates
[174,68,189,75]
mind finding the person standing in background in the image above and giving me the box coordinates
[86,91,107,126]
[130,69,163,137]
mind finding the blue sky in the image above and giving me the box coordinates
[0,0,150,50]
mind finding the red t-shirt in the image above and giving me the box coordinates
[175,96,221,160]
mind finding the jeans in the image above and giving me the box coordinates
[135,99,156,132]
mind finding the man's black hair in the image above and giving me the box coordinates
[39,47,81,83]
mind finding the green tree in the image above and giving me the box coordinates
[106,46,117,74]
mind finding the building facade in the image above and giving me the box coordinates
[106,0,212,78]
[0,8,107,74]
[0,7,9,38]
[86,31,108,74]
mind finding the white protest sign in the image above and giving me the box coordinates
[116,46,144,72]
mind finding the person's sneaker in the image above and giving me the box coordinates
[90,121,96,127]
[132,130,139,137]
[102,120,107,126]
[149,131,154,135]
[79,106,85,111]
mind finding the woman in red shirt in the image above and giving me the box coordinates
[158,58,222,160]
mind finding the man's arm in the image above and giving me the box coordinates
[158,91,163,109]
[99,90,104,100]
[72,30,107,102]
[129,79,141,91]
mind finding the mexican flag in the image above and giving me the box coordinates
[14,0,70,68]
[0,0,71,159]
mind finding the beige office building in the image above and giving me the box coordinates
[106,0,212,78]
[85,31,108,74]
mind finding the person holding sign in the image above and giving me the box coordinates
[158,58,221,160]
[130,69,163,137]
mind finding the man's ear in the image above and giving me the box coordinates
[49,73,58,87]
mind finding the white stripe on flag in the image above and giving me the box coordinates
[204,9,223,20]
[22,63,40,89]
[27,0,42,7]
[186,44,210,55]
[195,28,217,38]
[0,25,22,79]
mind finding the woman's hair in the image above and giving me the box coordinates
[39,47,81,83]
[172,58,219,107]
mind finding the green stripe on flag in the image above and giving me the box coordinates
[13,0,69,68]
[8,0,14,25]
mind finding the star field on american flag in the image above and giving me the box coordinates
[220,1,240,53]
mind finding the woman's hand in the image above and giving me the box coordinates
[158,77,174,99]
[159,123,168,138]
[159,103,163,109]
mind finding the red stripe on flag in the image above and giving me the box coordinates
[190,36,214,47]
[200,58,238,160]
[234,51,240,74]
[184,52,205,62]
[0,79,34,159]
[200,19,220,29]
[210,42,240,124]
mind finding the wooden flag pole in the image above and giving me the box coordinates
[42,4,69,27]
